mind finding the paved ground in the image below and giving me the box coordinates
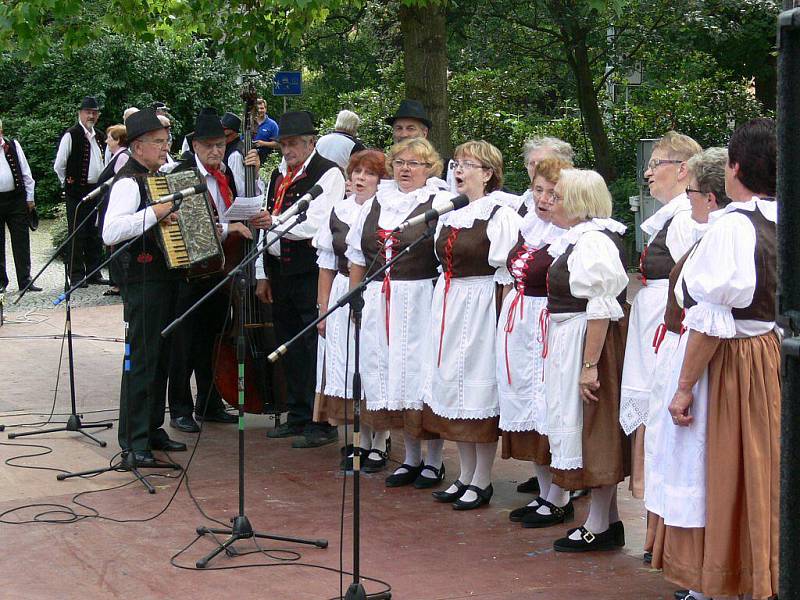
[0,278,678,599]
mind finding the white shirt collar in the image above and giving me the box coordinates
[78,119,96,138]
[520,211,565,249]
[711,196,777,224]
[279,150,316,176]
[195,157,226,178]
[640,192,691,237]
[548,217,627,258]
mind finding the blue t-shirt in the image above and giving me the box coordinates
[254,117,279,142]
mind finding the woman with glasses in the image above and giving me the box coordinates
[314,149,388,471]
[542,169,629,551]
[496,157,573,525]
[345,137,452,489]
[620,132,701,498]
[643,147,730,600]
[420,140,521,510]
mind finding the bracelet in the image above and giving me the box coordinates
[582,361,598,369]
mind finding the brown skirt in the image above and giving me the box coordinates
[313,392,354,426]
[361,407,403,431]
[552,311,632,490]
[422,405,499,443]
[501,430,551,465]
[649,332,781,599]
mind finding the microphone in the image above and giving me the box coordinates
[152,182,208,204]
[272,184,324,226]
[80,181,110,203]
[392,194,470,233]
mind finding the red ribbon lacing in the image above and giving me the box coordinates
[639,244,649,287]
[377,228,396,344]
[437,228,460,367]
[652,323,667,353]
[503,245,532,385]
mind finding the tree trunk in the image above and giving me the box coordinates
[562,28,617,182]
[399,2,452,159]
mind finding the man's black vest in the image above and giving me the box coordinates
[64,124,106,193]
[224,138,245,198]
[266,152,341,277]
[2,139,25,197]
[111,158,180,283]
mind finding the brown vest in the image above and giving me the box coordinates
[641,216,676,281]
[360,196,440,281]
[507,234,552,297]
[329,208,351,276]
[682,207,776,322]
[664,243,698,334]
[547,229,628,314]
[435,206,501,279]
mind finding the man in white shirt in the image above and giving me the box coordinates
[53,96,111,287]
[315,109,366,171]
[0,118,39,293]
[254,110,346,448]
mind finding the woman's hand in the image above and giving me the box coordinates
[317,302,328,337]
[669,387,694,427]
[579,365,600,403]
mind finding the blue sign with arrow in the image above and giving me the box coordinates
[273,71,302,96]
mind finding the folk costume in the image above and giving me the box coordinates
[648,198,780,599]
[0,135,36,290]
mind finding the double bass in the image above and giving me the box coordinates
[213,84,287,415]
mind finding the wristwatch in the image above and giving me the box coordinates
[582,361,598,369]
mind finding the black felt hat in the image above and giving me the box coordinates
[221,112,242,132]
[151,101,170,112]
[125,109,165,143]
[276,111,318,140]
[385,99,432,130]
[193,108,225,141]
[79,96,101,111]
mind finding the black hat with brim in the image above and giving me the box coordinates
[79,96,101,111]
[193,107,225,141]
[126,109,165,143]
[221,112,242,132]
[385,99,432,130]
[276,111,318,140]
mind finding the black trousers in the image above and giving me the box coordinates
[0,190,31,288]
[118,279,179,451]
[65,187,103,281]
[271,269,332,432]
[167,278,229,419]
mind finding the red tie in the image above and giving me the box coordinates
[206,166,233,208]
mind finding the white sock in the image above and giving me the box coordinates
[460,441,496,503]
[372,430,390,453]
[444,441,476,494]
[357,424,373,451]
[534,482,569,515]
[338,425,352,448]
[569,484,613,539]
[532,462,553,500]
[424,438,444,469]
[393,432,421,475]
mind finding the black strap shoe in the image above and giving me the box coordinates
[452,484,493,510]
[385,462,424,487]
[362,449,389,473]
[522,499,574,528]
[553,525,617,553]
[413,462,445,489]
[516,476,540,494]
[432,479,467,503]
[509,497,545,522]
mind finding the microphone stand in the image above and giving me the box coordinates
[160,211,328,568]
[269,221,437,600]
[55,201,187,492]
[4,190,113,443]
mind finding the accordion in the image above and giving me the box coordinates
[144,169,224,276]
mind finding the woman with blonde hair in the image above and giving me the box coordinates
[346,137,453,488]
[543,168,630,551]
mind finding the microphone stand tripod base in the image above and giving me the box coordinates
[7,413,113,446]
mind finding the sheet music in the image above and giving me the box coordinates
[221,195,264,221]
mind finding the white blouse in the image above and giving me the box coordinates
[345,177,454,267]
[434,192,523,284]
[549,218,629,320]
[680,197,777,339]
[641,192,697,261]
[314,194,367,271]
[519,210,565,249]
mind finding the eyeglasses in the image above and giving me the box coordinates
[532,186,555,199]
[647,158,682,170]
[685,186,706,195]
[392,159,430,169]
[452,160,489,171]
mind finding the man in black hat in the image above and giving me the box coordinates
[0,118,40,293]
[54,96,111,288]
[102,109,187,465]
[254,110,346,448]
[386,99,433,145]
[166,108,261,433]
[221,112,247,198]
[151,101,170,116]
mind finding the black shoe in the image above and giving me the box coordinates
[522,499,574,528]
[123,450,158,468]
[516,476,540,494]
[413,463,445,489]
[88,276,112,286]
[509,497,545,522]
[292,428,338,448]
[267,422,305,439]
[385,462,423,487]
[570,488,590,500]
[673,591,690,600]
[432,479,467,503]
[452,484,493,510]
[170,415,200,433]
[19,280,42,292]
[196,408,237,423]
[362,449,389,473]
[151,437,188,452]
[565,520,625,547]
[553,526,617,553]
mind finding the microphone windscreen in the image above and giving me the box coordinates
[195,181,208,193]
[451,194,470,210]
[307,184,324,199]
